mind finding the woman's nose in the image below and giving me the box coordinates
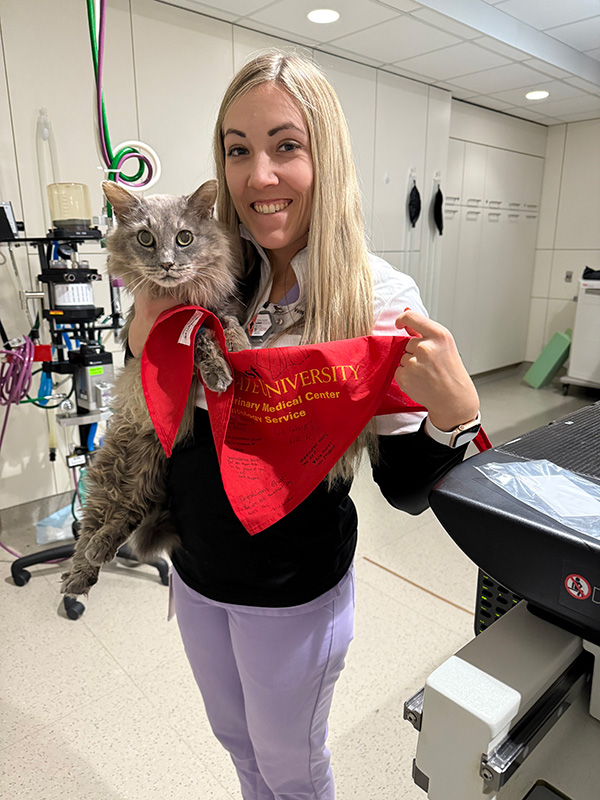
[247,153,278,189]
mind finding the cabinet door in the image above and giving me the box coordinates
[470,211,538,373]
[451,207,483,371]
[520,154,544,210]
[435,206,460,328]
[445,139,464,207]
[462,142,487,208]
[313,52,377,238]
[372,72,428,252]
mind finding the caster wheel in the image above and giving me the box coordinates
[562,384,569,396]
[64,596,85,620]
[12,568,31,587]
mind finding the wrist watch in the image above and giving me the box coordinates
[425,411,482,448]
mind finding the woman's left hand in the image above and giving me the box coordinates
[394,309,480,432]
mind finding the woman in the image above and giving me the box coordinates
[130,51,479,800]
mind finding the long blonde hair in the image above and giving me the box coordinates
[213,50,377,480]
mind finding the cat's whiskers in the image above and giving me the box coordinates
[127,274,151,295]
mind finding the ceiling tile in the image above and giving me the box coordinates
[497,0,600,31]
[329,15,461,64]
[372,0,421,11]
[471,35,529,60]
[383,63,428,82]
[556,110,600,122]
[247,0,398,43]
[466,94,515,111]
[521,58,572,79]
[432,81,479,100]
[565,76,600,95]
[451,62,548,94]
[507,108,552,123]
[409,8,481,40]
[187,0,274,17]
[315,42,386,68]
[545,16,600,52]
[231,17,319,46]
[392,42,510,80]
[490,80,584,106]
[161,0,241,21]
[532,94,600,116]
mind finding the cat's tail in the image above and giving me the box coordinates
[128,508,181,562]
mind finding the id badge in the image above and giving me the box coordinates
[247,310,275,343]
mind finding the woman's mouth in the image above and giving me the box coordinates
[252,200,291,215]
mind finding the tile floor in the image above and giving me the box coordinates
[1,368,597,800]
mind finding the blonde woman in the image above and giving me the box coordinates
[130,51,479,800]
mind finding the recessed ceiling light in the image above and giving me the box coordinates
[307,9,340,24]
[525,90,550,100]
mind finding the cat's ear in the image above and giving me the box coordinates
[102,181,140,220]
[187,180,218,219]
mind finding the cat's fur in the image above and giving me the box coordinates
[60,179,248,597]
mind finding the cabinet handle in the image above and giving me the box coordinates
[466,211,481,220]
[488,212,501,218]
[446,196,460,202]
[585,288,600,296]
[526,215,537,219]
[508,202,521,207]
[508,213,519,219]
[488,200,502,207]
[525,204,538,209]
[467,198,482,205]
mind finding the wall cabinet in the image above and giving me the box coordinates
[438,141,543,374]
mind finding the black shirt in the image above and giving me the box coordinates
[168,408,467,607]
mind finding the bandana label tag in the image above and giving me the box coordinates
[178,310,203,346]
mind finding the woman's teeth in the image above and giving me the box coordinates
[253,201,290,215]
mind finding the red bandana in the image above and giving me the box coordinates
[141,306,480,534]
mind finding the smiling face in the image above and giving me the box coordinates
[222,82,314,270]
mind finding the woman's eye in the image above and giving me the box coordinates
[226,146,248,157]
[137,230,154,247]
[279,141,300,153]
[176,230,194,247]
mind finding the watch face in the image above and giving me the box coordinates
[454,424,481,448]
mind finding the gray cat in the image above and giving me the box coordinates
[60,179,248,597]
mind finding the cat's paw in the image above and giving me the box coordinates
[200,360,233,393]
[85,535,119,566]
[60,564,100,597]
[223,317,250,353]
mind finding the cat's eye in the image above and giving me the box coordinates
[176,230,194,247]
[137,230,155,247]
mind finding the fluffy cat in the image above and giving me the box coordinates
[60,179,248,597]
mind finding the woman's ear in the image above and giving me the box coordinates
[187,179,218,219]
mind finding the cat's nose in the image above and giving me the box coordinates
[159,262,174,272]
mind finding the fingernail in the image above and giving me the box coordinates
[404,307,411,312]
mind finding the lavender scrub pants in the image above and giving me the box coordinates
[170,566,355,800]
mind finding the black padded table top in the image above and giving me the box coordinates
[429,402,600,645]
[497,402,600,482]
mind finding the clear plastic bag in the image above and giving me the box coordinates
[476,459,600,541]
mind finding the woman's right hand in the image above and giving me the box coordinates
[128,291,181,357]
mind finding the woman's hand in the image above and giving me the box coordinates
[128,291,181,358]
[394,310,480,432]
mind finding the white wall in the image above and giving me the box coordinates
[526,119,600,362]
[0,0,453,510]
